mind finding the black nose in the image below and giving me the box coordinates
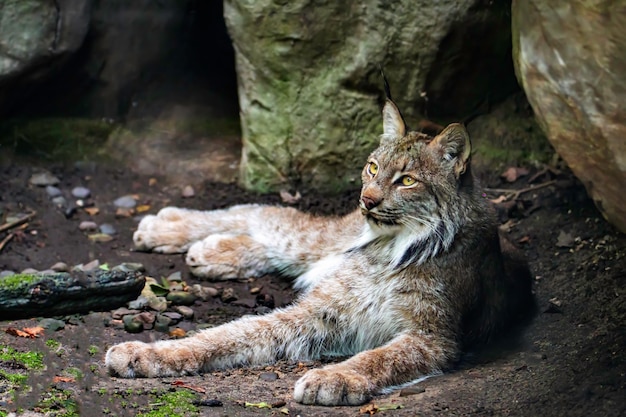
[361,196,380,210]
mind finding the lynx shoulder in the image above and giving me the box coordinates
[106,91,533,406]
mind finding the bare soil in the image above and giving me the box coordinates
[0,157,624,416]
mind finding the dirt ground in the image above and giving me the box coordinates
[0,156,624,417]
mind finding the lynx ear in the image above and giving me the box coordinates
[430,123,471,178]
[382,99,406,140]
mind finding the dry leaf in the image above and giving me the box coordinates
[169,328,186,338]
[136,204,151,213]
[171,380,206,393]
[5,326,44,338]
[53,376,75,383]
[245,402,272,409]
[84,207,100,216]
[115,207,135,218]
[279,190,301,205]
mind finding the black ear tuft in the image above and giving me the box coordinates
[379,65,392,101]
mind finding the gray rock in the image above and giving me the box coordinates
[128,295,149,310]
[148,296,168,312]
[20,268,39,274]
[154,315,172,332]
[45,186,63,198]
[76,259,100,272]
[79,221,98,231]
[166,291,197,306]
[50,262,69,272]
[71,186,91,198]
[135,311,156,329]
[112,263,145,273]
[0,270,15,278]
[189,284,219,301]
[173,305,194,320]
[224,0,515,192]
[181,185,195,198]
[99,223,117,235]
[166,271,182,282]
[512,0,626,233]
[161,311,183,322]
[220,287,238,303]
[29,171,60,186]
[39,318,65,331]
[111,307,140,320]
[113,195,137,208]
[123,315,144,333]
[51,196,67,208]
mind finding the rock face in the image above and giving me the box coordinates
[512,1,626,233]
[224,0,517,192]
[0,0,91,111]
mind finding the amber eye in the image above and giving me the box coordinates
[367,162,379,176]
[400,176,416,186]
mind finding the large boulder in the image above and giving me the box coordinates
[224,0,518,193]
[512,0,626,233]
[0,0,91,112]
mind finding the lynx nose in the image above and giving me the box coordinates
[361,195,380,210]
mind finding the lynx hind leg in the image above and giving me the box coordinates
[133,207,209,253]
[185,234,272,279]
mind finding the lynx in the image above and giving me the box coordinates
[105,91,532,406]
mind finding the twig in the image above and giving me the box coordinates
[0,212,36,234]
[485,180,557,201]
[0,233,14,253]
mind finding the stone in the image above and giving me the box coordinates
[189,284,219,301]
[28,171,60,186]
[87,233,113,243]
[112,263,145,273]
[166,291,197,306]
[39,318,65,331]
[76,259,99,272]
[71,186,91,199]
[50,262,69,272]
[181,185,195,198]
[79,221,98,231]
[128,295,149,310]
[224,0,517,192]
[113,195,137,208]
[173,305,194,320]
[111,307,140,320]
[123,315,144,333]
[51,196,67,208]
[0,270,15,278]
[161,311,183,322]
[99,223,117,235]
[20,268,39,274]
[45,186,63,198]
[221,287,237,303]
[148,296,168,312]
[166,271,182,282]
[135,311,156,329]
[512,0,626,233]
[154,315,172,332]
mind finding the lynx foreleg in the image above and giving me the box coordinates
[293,333,458,405]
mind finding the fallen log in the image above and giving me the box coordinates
[0,264,146,320]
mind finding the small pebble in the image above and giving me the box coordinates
[39,318,66,331]
[71,186,91,199]
[114,195,137,208]
[136,311,156,330]
[51,196,67,208]
[45,186,63,198]
[79,221,98,231]
[189,284,219,301]
[112,263,145,273]
[128,296,149,310]
[250,287,262,295]
[50,262,69,272]
[111,307,140,320]
[99,223,117,235]
[78,259,100,271]
[20,268,39,274]
[123,315,144,333]
[181,185,195,198]
[154,315,173,332]
[38,269,56,275]
[221,288,238,303]
[166,271,182,282]
[0,270,15,278]
[174,305,194,320]
[115,207,134,218]
[162,311,183,321]
[232,298,257,308]
[148,296,168,312]
[166,291,197,306]
[29,171,60,186]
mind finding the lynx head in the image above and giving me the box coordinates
[358,97,474,265]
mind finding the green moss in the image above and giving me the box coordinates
[137,390,199,417]
[0,117,116,161]
[0,345,44,370]
[87,345,99,356]
[0,273,39,293]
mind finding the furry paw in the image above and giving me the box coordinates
[105,341,199,378]
[293,367,373,406]
[185,234,269,279]
[133,207,198,253]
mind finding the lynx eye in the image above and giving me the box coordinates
[400,176,416,186]
[367,162,379,176]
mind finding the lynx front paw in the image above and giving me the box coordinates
[293,368,373,406]
[105,341,198,378]
[133,207,199,253]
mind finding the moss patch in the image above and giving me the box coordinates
[137,390,199,417]
[0,273,39,293]
[0,118,116,161]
